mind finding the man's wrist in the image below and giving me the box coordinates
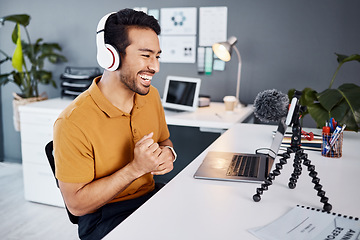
[163,146,177,162]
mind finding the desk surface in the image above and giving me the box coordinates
[104,123,360,240]
[19,98,253,130]
[165,102,253,130]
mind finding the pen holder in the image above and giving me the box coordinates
[321,132,343,158]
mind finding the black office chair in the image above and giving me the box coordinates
[45,141,79,224]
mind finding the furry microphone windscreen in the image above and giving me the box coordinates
[253,89,289,123]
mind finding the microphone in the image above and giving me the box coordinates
[254,89,291,159]
[253,89,289,123]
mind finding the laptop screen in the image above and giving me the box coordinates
[162,75,201,112]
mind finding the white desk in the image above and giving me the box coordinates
[104,123,360,240]
[165,102,253,132]
[20,98,253,129]
[18,98,252,207]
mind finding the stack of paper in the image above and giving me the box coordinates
[249,205,360,240]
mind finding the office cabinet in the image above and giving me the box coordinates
[19,98,72,207]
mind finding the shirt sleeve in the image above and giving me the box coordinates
[53,118,95,183]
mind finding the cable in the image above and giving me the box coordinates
[255,148,277,156]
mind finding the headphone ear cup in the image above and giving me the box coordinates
[96,12,120,71]
[104,44,120,71]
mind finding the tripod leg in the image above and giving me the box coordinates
[302,154,332,212]
[253,151,290,202]
[288,149,303,189]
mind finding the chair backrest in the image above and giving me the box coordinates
[45,141,79,224]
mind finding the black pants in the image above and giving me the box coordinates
[78,183,164,240]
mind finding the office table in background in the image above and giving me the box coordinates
[104,123,360,240]
[165,102,254,133]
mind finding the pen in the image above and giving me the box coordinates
[325,124,346,154]
[329,117,337,132]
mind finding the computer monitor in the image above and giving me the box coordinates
[162,75,201,112]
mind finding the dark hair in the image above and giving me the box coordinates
[104,8,161,57]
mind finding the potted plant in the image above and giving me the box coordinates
[0,14,67,131]
[288,53,360,132]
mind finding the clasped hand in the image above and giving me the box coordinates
[133,132,174,176]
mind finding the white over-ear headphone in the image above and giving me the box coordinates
[96,12,120,71]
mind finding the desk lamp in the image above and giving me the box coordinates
[212,36,243,107]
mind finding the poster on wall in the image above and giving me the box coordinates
[160,7,197,35]
[199,6,228,46]
[159,36,196,63]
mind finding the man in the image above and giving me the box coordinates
[53,9,176,239]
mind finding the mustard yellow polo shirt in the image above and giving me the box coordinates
[53,77,170,202]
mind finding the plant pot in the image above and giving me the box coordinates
[12,92,48,131]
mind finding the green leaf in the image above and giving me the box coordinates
[307,102,329,128]
[50,79,57,88]
[339,83,360,109]
[11,23,19,44]
[32,38,43,56]
[288,88,317,107]
[316,83,360,132]
[317,89,343,111]
[21,41,33,61]
[42,43,62,53]
[302,88,318,106]
[0,73,11,85]
[12,23,24,72]
[337,83,360,131]
[0,14,30,27]
[48,53,68,63]
[331,100,357,131]
[330,99,348,118]
[34,70,52,84]
[12,71,23,87]
[288,88,317,118]
[288,89,295,99]
[335,53,360,64]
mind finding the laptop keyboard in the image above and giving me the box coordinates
[226,155,260,178]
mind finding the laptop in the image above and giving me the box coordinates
[162,75,201,112]
[193,118,287,183]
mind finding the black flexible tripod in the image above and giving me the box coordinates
[252,105,332,212]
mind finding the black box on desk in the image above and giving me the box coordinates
[60,67,101,98]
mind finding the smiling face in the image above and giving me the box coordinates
[118,27,161,95]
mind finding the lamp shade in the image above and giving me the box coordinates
[212,36,238,62]
[212,36,243,106]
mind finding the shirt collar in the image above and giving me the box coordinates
[89,76,148,118]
